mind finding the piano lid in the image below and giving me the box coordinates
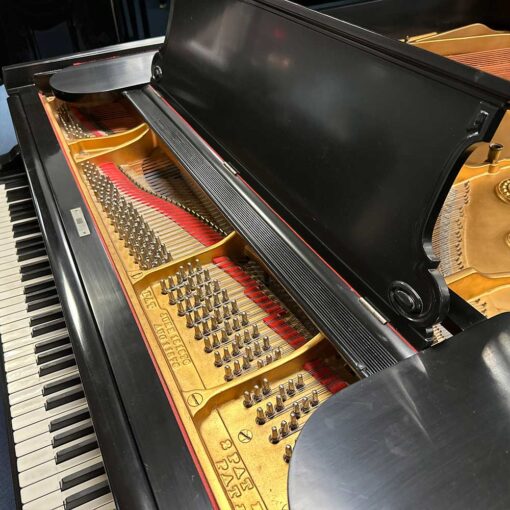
[150,0,510,328]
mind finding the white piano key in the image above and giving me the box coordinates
[2,328,68,354]
[7,366,79,396]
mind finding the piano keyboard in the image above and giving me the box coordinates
[0,171,115,509]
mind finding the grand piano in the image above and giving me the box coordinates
[1,0,510,508]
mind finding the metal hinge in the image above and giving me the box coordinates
[223,161,238,176]
[359,297,388,324]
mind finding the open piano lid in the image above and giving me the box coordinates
[150,0,510,329]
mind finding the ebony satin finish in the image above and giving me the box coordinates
[289,312,510,510]
[50,51,156,102]
[153,0,510,330]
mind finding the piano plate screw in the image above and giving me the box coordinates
[256,407,266,425]
[262,378,270,395]
[296,374,305,389]
[233,359,242,376]
[269,426,280,444]
[301,397,310,413]
[311,390,319,407]
[224,365,234,381]
[243,391,253,408]
[194,325,203,340]
[266,401,275,418]
[262,336,271,351]
[280,420,289,437]
[203,336,212,353]
[287,379,296,396]
[290,412,299,430]
[242,355,251,370]
[284,444,293,463]
[253,385,262,402]
[275,394,284,411]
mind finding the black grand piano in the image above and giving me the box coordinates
[1,0,510,508]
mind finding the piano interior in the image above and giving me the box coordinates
[404,24,510,327]
[42,93,358,509]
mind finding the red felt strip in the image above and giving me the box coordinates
[98,162,222,246]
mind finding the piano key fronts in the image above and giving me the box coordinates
[0,169,114,509]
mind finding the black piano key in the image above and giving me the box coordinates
[26,293,59,312]
[32,316,66,337]
[45,386,84,411]
[30,309,63,328]
[6,186,30,203]
[37,344,73,365]
[12,218,39,238]
[38,354,75,377]
[42,373,80,396]
[21,264,52,282]
[52,422,94,449]
[60,463,105,492]
[14,233,43,252]
[24,278,55,296]
[18,246,47,263]
[9,207,35,222]
[55,436,98,465]
[63,479,110,510]
[49,408,90,433]
[34,333,70,354]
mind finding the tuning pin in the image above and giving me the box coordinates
[256,407,266,425]
[213,293,221,308]
[222,289,229,303]
[210,317,218,331]
[224,320,233,336]
[213,280,221,293]
[193,309,201,324]
[214,308,222,324]
[252,324,260,338]
[185,298,193,312]
[241,312,249,326]
[280,420,289,437]
[287,379,296,396]
[253,341,262,357]
[244,329,252,344]
[262,336,271,351]
[301,397,310,413]
[212,332,221,349]
[279,385,287,401]
[221,329,229,344]
[223,347,231,362]
[195,271,203,286]
[178,265,186,281]
[186,313,194,328]
[235,332,243,349]
[197,288,205,301]
[194,325,203,340]
[205,283,212,297]
[233,359,242,376]
[283,444,293,463]
[275,394,284,411]
[274,348,282,360]
[205,297,214,313]
[296,374,305,389]
[193,294,201,308]
[231,340,240,356]
[213,351,222,367]
[203,336,213,353]
[160,279,168,294]
[270,426,280,444]
[177,301,186,316]
[262,378,270,395]
[184,283,192,295]
[202,321,211,336]
[290,412,299,430]
[194,259,202,272]
[245,345,254,361]
[222,304,231,319]
[242,355,251,370]
[292,402,301,418]
[266,401,275,418]
[265,353,273,365]
[243,391,253,408]
[224,365,234,381]
[311,390,319,407]
[231,300,239,314]
[233,317,241,331]
[176,287,184,302]
[257,359,264,370]
[186,261,194,276]
[168,290,177,305]
[253,385,262,402]
[204,268,211,281]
